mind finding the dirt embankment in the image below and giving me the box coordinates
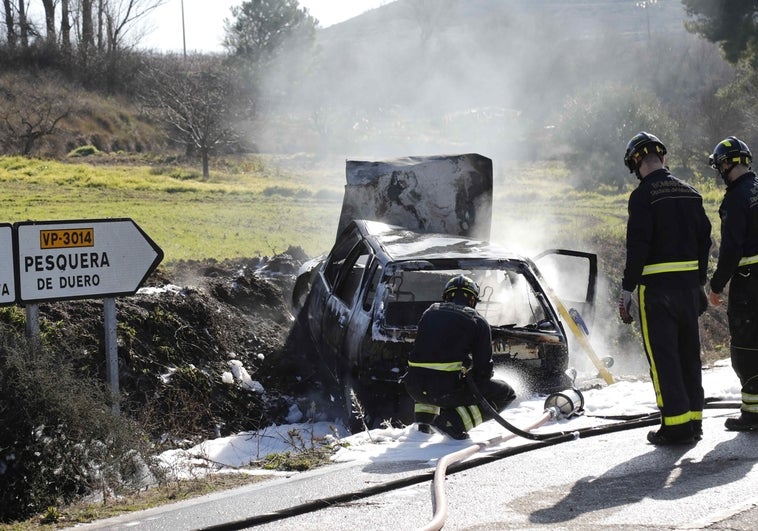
[33,246,324,446]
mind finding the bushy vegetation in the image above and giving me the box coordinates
[0,316,154,523]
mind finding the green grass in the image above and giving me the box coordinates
[0,155,345,263]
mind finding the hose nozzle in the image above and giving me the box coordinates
[543,388,585,419]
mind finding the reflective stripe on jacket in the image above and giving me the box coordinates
[642,260,699,276]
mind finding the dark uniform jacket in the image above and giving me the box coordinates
[622,168,711,291]
[405,301,493,399]
[710,171,758,293]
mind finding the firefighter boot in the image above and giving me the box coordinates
[724,412,758,432]
[647,422,695,446]
[433,409,471,440]
[414,404,439,435]
[726,376,758,431]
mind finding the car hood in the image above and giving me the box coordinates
[336,153,493,242]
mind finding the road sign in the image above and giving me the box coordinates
[14,218,163,303]
[0,223,16,305]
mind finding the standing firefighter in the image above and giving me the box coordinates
[707,136,758,431]
[403,275,516,439]
[618,132,712,446]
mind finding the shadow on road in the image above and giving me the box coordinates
[528,435,755,524]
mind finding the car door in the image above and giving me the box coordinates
[322,241,371,373]
[532,249,598,329]
[307,227,362,359]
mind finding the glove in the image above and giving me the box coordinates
[708,288,723,307]
[698,286,708,316]
[618,289,633,324]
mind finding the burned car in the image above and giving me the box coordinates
[291,154,598,431]
[291,224,599,432]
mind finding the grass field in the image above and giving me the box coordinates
[0,155,725,268]
[0,155,347,264]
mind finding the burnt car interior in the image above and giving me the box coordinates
[382,266,550,330]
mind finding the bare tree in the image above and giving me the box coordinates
[18,0,29,48]
[0,73,72,155]
[100,0,165,52]
[81,0,95,48]
[404,0,458,47]
[61,0,72,53]
[42,0,55,45]
[140,57,245,179]
[3,0,16,49]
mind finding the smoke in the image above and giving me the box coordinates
[256,0,688,163]
[566,279,650,382]
[246,0,698,256]
[253,1,684,382]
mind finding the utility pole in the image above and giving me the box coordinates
[181,0,186,58]
[635,0,657,42]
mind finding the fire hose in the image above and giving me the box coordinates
[199,393,738,531]
[416,382,590,531]
[466,376,585,440]
[417,410,555,531]
[418,380,741,531]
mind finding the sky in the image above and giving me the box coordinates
[157,360,741,482]
[140,0,390,53]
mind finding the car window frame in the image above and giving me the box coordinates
[332,240,372,308]
[323,227,362,289]
[361,259,383,312]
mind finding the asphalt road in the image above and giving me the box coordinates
[79,407,758,531]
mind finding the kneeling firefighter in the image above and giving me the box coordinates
[403,275,516,439]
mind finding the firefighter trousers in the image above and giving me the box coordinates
[638,285,703,439]
[727,265,758,416]
[408,377,516,434]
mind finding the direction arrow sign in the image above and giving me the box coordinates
[0,223,16,305]
[14,218,164,303]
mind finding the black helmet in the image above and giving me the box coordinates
[623,132,667,173]
[442,274,480,307]
[709,136,752,171]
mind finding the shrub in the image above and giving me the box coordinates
[557,85,678,191]
[0,324,154,523]
[68,145,101,157]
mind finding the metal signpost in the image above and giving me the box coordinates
[13,218,164,415]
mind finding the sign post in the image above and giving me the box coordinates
[14,218,164,415]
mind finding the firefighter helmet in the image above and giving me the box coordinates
[709,136,752,171]
[443,275,480,307]
[623,131,667,173]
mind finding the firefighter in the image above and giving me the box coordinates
[707,136,758,431]
[403,275,516,439]
[618,132,712,445]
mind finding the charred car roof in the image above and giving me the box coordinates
[355,219,528,264]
